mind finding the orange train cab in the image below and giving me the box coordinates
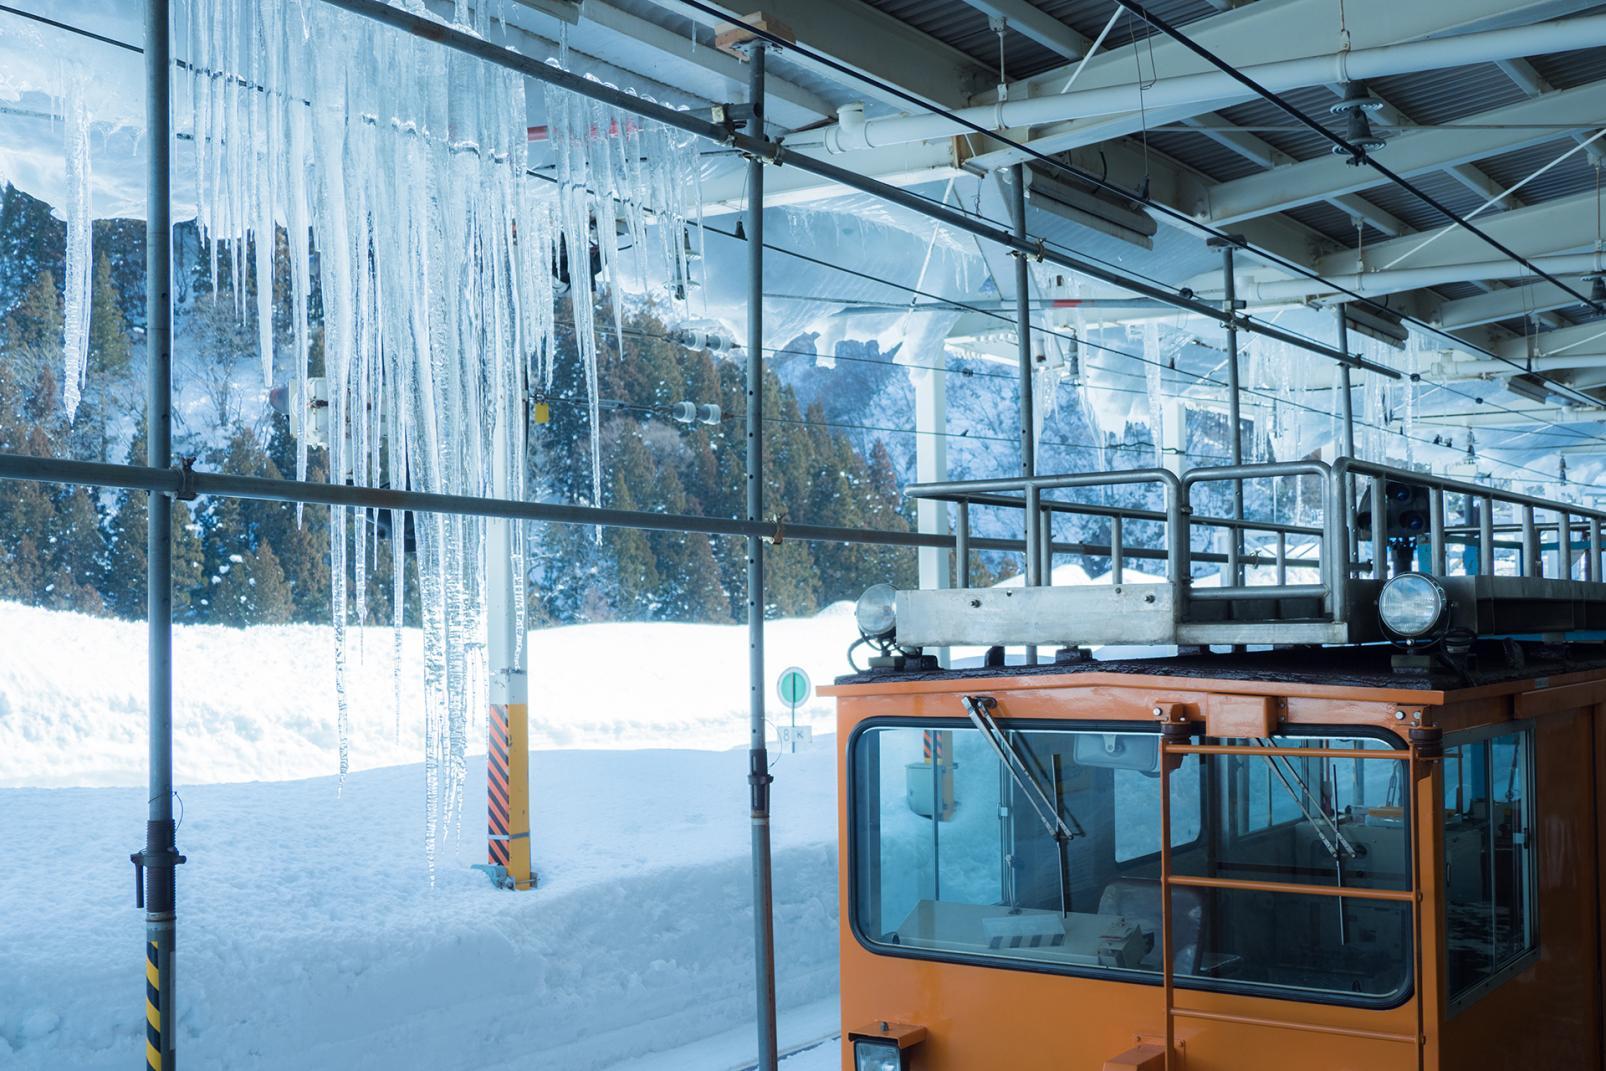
[822,644,1606,1070]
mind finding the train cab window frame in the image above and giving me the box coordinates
[1441,721,1539,1014]
[847,718,1414,1009]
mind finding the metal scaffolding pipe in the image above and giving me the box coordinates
[802,15,1606,155]
[1336,309,1358,570]
[743,44,779,1071]
[136,1,182,1067]
[1013,165,1039,590]
[1218,241,1243,586]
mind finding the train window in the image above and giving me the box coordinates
[1177,736,1413,1003]
[1443,725,1537,1007]
[850,723,1412,1006]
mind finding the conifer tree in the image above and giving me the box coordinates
[100,431,207,620]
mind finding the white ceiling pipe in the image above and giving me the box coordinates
[795,15,1606,156]
[1212,252,1604,305]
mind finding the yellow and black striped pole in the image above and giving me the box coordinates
[145,938,169,1070]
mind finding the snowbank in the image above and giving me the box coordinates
[0,741,841,1070]
[0,599,856,788]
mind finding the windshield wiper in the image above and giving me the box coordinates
[963,695,1082,917]
[962,696,1081,843]
[1256,739,1356,861]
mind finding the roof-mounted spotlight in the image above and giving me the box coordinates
[1331,82,1387,165]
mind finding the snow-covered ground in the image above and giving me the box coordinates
[0,599,855,1069]
[0,599,856,788]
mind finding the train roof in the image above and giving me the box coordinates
[831,640,1606,696]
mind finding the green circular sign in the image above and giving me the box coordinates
[776,666,812,708]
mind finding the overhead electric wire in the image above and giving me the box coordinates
[0,1,140,53]
[670,0,1606,415]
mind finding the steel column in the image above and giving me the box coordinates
[135,2,182,1068]
[1011,165,1037,585]
[1522,505,1540,577]
[1012,164,1038,665]
[1480,497,1496,576]
[1220,243,1243,586]
[743,43,779,1071]
[1336,308,1358,571]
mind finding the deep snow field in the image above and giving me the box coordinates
[0,599,856,1070]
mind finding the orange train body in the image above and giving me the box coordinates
[822,654,1606,1070]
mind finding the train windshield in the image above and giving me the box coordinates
[849,721,1412,1006]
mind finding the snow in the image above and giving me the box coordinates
[0,599,856,789]
[0,598,855,1069]
[0,744,840,1070]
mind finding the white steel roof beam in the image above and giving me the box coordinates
[1497,57,1606,167]
[653,0,988,114]
[1496,320,1606,361]
[955,0,1091,62]
[1437,282,1595,331]
[1201,80,1606,225]
[955,1,1604,170]
[1314,190,1597,279]
[1180,115,1411,235]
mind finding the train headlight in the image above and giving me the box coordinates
[848,1022,925,1069]
[1378,572,1447,640]
[853,1038,903,1071]
[855,583,898,642]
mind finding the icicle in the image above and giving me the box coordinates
[60,76,92,422]
[178,0,702,875]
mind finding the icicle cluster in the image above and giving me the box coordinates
[543,75,704,508]
[175,0,702,875]
[61,76,93,421]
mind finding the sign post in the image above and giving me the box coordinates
[775,666,813,753]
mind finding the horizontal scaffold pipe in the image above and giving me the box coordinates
[313,0,1397,381]
[0,452,1295,570]
[794,15,1606,155]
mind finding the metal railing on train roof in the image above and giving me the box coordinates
[908,457,1606,628]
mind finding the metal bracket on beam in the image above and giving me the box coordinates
[174,457,199,502]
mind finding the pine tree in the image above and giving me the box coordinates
[213,540,295,626]
[101,490,208,622]
[606,428,660,618]
[88,253,131,380]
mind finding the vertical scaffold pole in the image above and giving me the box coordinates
[744,41,780,1071]
[134,1,184,1067]
[486,398,533,890]
[1335,307,1359,570]
[1215,240,1244,586]
[1011,165,1037,586]
[1010,165,1039,665]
